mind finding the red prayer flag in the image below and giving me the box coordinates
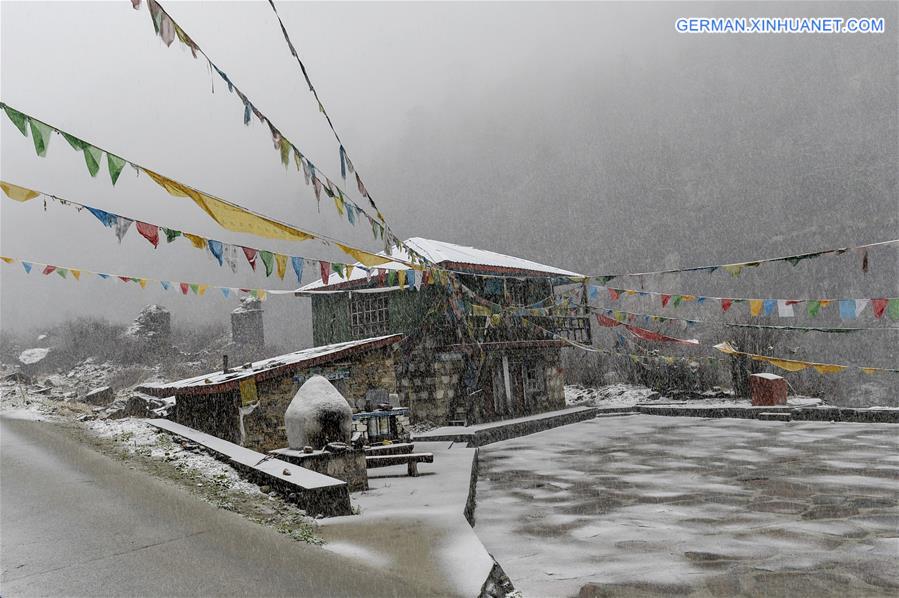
[136,222,159,248]
[871,298,888,318]
[595,313,620,327]
[661,294,671,307]
[319,261,331,284]
[721,298,733,312]
[42,265,56,275]
[625,325,699,345]
[180,283,189,295]
[242,247,257,271]
[608,288,620,301]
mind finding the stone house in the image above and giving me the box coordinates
[139,335,402,452]
[298,238,590,426]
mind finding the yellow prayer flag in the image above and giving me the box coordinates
[333,194,345,216]
[723,264,743,277]
[144,170,314,242]
[757,356,809,372]
[257,290,267,301]
[713,341,738,355]
[71,269,81,280]
[0,181,39,202]
[861,367,880,375]
[345,264,354,280]
[749,299,763,317]
[397,270,406,288]
[238,377,258,406]
[183,233,207,249]
[1,257,14,264]
[138,278,147,288]
[811,363,847,374]
[275,254,287,280]
[336,244,392,267]
[197,284,208,296]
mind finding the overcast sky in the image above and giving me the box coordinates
[1,1,896,347]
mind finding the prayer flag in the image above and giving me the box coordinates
[87,207,116,228]
[163,228,181,243]
[721,298,733,312]
[661,294,671,307]
[777,299,795,317]
[83,145,103,177]
[853,299,869,318]
[183,233,207,249]
[28,119,52,157]
[242,247,257,270]
[107,154,126,185]
[749,300,763,317]
[871,298,888,318]
[333,263,345,279]
[259,251,274,277]
[291,256,304,283]
[161,281,171,290]
[275,254,287,280]
[398,270,406,288]
[22,262,32,274]
[208,240,224,266]
[70,269,81,280]
[838,299,857,321]
[4,105,29,136]
[807,301,822,317]
[0,181,39,202]
[888,299,899,321]
[180,282,189,295]
[319,261,330,284]
[136,222,159,248]
[42,265,56,275]
[221,287,230,298]
[114,217,133,243]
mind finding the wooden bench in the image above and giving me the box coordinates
[364,443,415,456]
[365,453,434,477]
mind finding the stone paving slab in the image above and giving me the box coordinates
[474,415,899,597]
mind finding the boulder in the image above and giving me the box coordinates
[82,386,114,406]
[285,376,352,449]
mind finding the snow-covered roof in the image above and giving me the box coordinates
[299,237,581,291]
[139,335,403,396]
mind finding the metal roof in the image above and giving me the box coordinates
[298,237,581,291]
[139,334,403,397]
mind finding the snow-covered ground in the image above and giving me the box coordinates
[565,383,825,409]
[474,414,899,597]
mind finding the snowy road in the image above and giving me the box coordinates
[0,416,430,597]
[474,414,899,597]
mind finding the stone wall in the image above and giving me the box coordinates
[241,348,397,452]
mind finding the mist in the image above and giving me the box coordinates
[2,1,896,350]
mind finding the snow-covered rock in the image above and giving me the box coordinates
[285,376,352,449]
[18,347,51,365]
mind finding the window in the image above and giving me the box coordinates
[524,361,544,393]
[349,293,389,338]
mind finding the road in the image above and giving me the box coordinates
[0,415,439,597]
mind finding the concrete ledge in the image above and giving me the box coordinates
[414,406,600,447]
[145,419,352,517]
[634,405,899,423]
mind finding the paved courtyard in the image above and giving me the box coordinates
[474,415,899,597]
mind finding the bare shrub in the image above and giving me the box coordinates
[561,347,607,387]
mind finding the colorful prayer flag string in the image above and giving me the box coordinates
[713,342,899,375]
[0,102,410,269]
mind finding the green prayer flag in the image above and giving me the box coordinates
[107,153,126,185]
[672,295,684,307]
[163,228,181,243]
[56,268,68,279]
[887,299,899,322]
[387,271,397,286]
[62,132,88,151]
[83,145,103,177]
[29,119,53,157]
[807,300,822,317]
[259,251,274,277]
[4,105,29,136]
[279,138,291,167]
[333,263,345,279]
[189,283,200,295]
